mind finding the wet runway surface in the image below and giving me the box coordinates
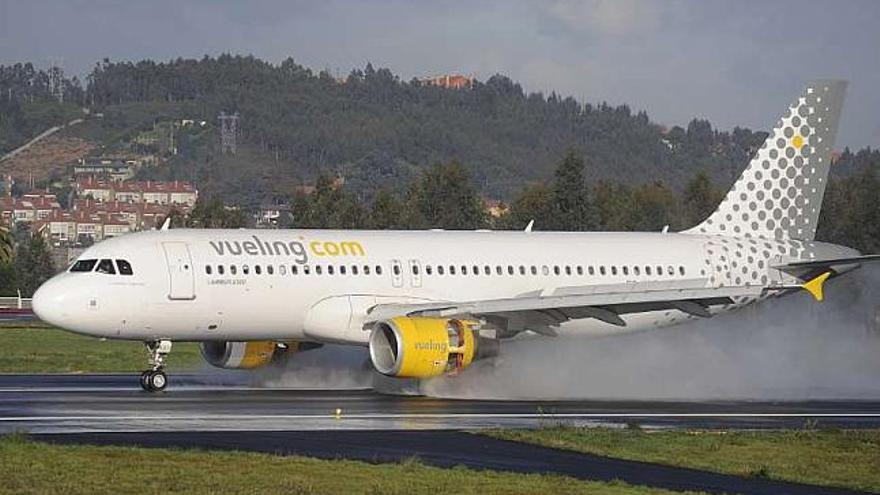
[2,373,880,433]
[4,374,878,495]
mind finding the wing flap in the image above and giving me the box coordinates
[365,285,762,333]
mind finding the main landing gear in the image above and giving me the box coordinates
[140,340,172,392]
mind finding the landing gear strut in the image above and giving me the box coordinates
[141,340,172,392]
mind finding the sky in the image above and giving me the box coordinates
[1,0,878,148]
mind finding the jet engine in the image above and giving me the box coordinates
[200,341,291,369]
[368,317,493,379]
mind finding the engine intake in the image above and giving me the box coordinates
[369,317,488,378]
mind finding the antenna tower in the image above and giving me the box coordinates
[219,111,240,155]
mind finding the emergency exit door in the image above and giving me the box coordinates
[162,242,195,300]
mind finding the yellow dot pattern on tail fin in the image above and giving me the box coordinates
[792,134,804,149]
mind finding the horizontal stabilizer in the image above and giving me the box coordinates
[772,254,880,279]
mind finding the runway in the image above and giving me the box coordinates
[3,374,878,495]
[2,373,880,434]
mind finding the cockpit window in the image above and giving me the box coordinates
[116,259,133,276]
[70,259,97,272]
[96,259,116,275]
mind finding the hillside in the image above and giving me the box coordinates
[80,56,770,202]
[2,56,876,207]
[0,135,95,184]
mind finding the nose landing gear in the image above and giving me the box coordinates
[141,340,172,392]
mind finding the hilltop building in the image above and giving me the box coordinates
[419,74,475,89]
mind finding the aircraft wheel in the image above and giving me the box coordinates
[139,370,153,391]
[148,370,167,392]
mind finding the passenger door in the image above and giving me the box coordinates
[162,242,195,300]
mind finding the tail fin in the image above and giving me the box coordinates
[689,80,847,241]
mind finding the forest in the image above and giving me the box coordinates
[3,55,782,201]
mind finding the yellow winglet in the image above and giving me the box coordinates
[802,271,832,302]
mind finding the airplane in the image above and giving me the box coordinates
[32,80,880,392]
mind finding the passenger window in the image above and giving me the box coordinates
[460,265,467,275]
[205,265,212,275]
[96,259,115,275]
[314,266,320,275]
[340,265,346,275]
[218,265,225,275]
[364,265,371,275]
[116,260,133,275]
[542,266,550,276]
[611,266,618,276]
[230,265,238,275]
[243,264,250,275]
[565,266,572,276]
[303,265,311,275]
[268,265,275,275]
[496,266,503,275]
[425,265,432,275]
[352,265,358,275]
[393,264,401,276]
[530,266,537,275]
[484,265,491,275]
[667,265,674,276]
[473,265,480,275]
[292,265,298,275]
[256,265,263,275]
[519,265,526,275]
[634,266,640,276]
[646,266,652,275]
[507,265,514,275]
[553,266,560,275]
[449,266,456,275]
[622,266,629,276]
[327,265,333,275]
[599,266,606,276]
[588,266,595,276]
[576,266,583,276]
[70,259,97,272]
[437,265,444,275]
[656,265,663,276]
[280,265,287,276]
[679,266,686,276]
[375,265,382,275]
[412,265,419,275]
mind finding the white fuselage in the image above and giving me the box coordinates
[32,228,857,344]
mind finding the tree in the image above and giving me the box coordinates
[369,190,403,229]
[682,171,722,227]
[548,150,598,231]
[503,183,555,230]
[409,161,486,230]
[14,233,55,297]
[186,197,248,228]
[627,182,680,232]
[593,181,633,231]
[0,226,12,264]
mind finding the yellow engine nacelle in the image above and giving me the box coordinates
[368,317,479,379]
[200,341,283,369]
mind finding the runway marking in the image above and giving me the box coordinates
[2,413,880,422]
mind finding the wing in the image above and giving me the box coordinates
[365,281,764,337]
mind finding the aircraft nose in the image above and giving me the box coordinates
[32,278,69,327]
